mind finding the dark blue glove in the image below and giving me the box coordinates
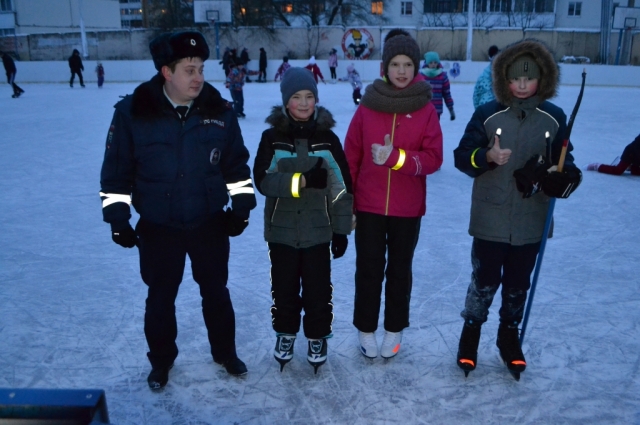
[330,233,348,259]
[112,223,137,248]
[225,208,249,237]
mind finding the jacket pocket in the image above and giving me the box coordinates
[133,179,171,223]
[472,181,509,206]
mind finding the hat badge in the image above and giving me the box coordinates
[190,39,196,46]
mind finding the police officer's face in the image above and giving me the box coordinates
[286,90,316,122]
[162,57,205,104]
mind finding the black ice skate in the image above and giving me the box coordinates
[147,363,173,391]
[274,334,296,372]
[497,324,527,381]
[307,338,327,374]
[457,320,482,377]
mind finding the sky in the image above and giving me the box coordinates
[0,76,639,425]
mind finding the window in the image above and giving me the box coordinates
[0,28,15,36]
[0,0,12,12]
[282,3,293,13]
[401,1,413,15]
[568,1,581,16]
[423,0,463,13]
[371,1,383,15]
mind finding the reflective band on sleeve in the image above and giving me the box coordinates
[470,148,481,168]
[391,149,406,170]
[292,173,302,198]
[226,179,255,196]
[99,192,132,208]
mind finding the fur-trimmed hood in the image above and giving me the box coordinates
[492,39,559,105]
[264,105,336,134]
[128,73,229,119]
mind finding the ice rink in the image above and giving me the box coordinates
[1,75,639,424]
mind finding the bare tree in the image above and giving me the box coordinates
[146,0,194,29]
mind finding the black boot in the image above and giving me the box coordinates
[147,363,173,390]
[307,338,327,374]
[215,356,248,376]
[457,319,481,377]
[497,323,526,380]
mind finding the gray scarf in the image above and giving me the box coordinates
[360,79,433,114]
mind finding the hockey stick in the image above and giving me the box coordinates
[520,68,587,345]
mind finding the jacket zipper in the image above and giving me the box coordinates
[385,114,397,216]
[270,198,279,225]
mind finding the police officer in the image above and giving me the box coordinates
[99,31,256,390]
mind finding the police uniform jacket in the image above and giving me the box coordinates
[100,73,256,230]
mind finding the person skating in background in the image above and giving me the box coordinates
[225,61,246,118]
[473,45,500,109]
[587,134,640,175]
[253,67,353,374]
[453,39,582,380]
[420,51,455,120]
[68,49,85,88]
[220,47,232,76]
[304,56,325,84]
[95,62,105,88]
[274,56,291,82]
[258,47,267,82]
[328,48,338,81]
[344,34,443,361]
[1,51,24,98]
[99,31,256,390]
[240,47,252,82]
[339,63,363,105]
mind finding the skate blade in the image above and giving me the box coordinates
[274,356,291,372]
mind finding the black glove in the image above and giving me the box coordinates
[302,158,327,189]
[513,154,550,198]
[112,224,137,248]
[450,109,456,121]
[330,233,348,259]
[541,166,582,199]
[225,208,249,237]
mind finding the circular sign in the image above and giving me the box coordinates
[341,29,374,60]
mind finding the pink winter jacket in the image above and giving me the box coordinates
[344,95,443,217]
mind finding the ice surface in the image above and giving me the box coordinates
[0,77,639,425]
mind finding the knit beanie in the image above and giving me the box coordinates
[280,67,318,105]
[309,56,316,65]
[382,35,421,75]
[507,55,540,80]
[424,51,440,64]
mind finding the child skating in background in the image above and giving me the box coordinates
[95,62,105,88]
[420,51,455,120]
[453,39,582,380]
[225,61,246,118]
[274,56,291,82]
[252,67,353,374]
[304,56,325,84]
[328,48,338,80]
[339,63,363,105]
[587,134,640,175]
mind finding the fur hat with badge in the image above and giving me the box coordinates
[149,31,210,71]
[382,34,421,78]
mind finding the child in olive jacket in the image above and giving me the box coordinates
[253,67,353,373]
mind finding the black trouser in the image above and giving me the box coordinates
[461,238,541,326]
[329,67,337,79]
[136,216,237,369]
[268,242,333,339]
[70,70,84,86]
[6,72,22,95]
[353,212,421,333]
[258,66,266,81]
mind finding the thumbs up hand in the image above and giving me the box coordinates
[372,134,394,165]
[487,130,512,165]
